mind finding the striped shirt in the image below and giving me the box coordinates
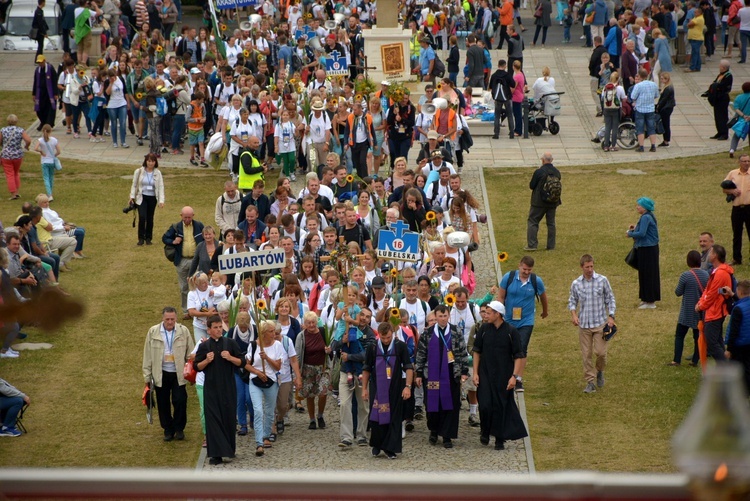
[568,272,616,329]
[676,268,709,328]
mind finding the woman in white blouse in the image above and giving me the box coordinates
[129,153,165,246]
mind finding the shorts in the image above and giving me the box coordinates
[634,110,655,136]
[79,33,92,52]
[188,129,205,145]
[462,367,477,392]
[299,364,329,399]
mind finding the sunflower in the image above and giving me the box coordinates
[497,252,509,263]
[354,93,363,102]
[346,174,354,183]
[258,54,266,63]
[305,12,313,19]
[436,82,443,92]
[243,49,251,58]
[256,299,267,310]
[444,293,456,307]
[390,307,401,318]
[156,45,163,53]
[135,92,144,100]
[97,58,105,67]
[331,98,338,106]
[390,268,399,278]
[425,211,436,221]
[78,70,85,78]
[220,23,228,32]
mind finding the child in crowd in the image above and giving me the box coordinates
[562,9,573,43]
[208,273,227,307]
[397,308,417,362]
[186,90,208,167]
[334,284,364,388]
[463,86,474,117]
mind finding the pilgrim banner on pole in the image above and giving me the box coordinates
[216,0,259,9]
[217,248,286,275]
[325,50,349,76]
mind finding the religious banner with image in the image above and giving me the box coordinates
[381,43,406,79]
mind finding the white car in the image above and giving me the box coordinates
[0,0,61,51]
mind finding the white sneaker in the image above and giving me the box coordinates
[8,348,19,355]
[0,350,19,358]
[638,303,657,309]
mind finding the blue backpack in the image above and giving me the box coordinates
[155,96,168,116]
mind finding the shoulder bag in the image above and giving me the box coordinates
[42,140,62,171]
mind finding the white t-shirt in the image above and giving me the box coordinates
[187,289,212,330]
[246,339,285,382]
[38,137,58,164]
[107,77,128,108]
[299,277,316,300]
[437,275,461,296]
[277,335,298,383]
[399,298,431,333]
[215,83,237,117]
[229,119,254,155]
[247,112,266,140]
[58,72,72,104]
[297,185,335,206]
[449,303,480,345]
[225,43,241,67]
[275,121,297,154]
[308,112,331,144]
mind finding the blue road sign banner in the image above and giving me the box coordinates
[216,0,258,10]
[325,50,349,76]
[377,220,420,262]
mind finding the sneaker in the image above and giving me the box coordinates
[190,158,199,166]
[113,143,119,148]
[74,132,79,139]
[104,131,111,136]
[122,143,130,148]
[658,141,670,147]
[317,416,326,429]
[468,414,480,427]
[162,146,170,153]
[291,173,297,181]
[515,381,525,392]
[338,439,352,447]
[238,426,248,436]
[0,426,21,437]
[638,302,657,309]
[0,350,19,358]
[414,406,424,420]
[200,158,208,167]
[137,139,144,146]
[172,149,184,155]
[308,419,317,430]
[385,451,398,459]
[649,145,656,152]
[357,437,368,446]
[597,371,605,388]
[583,382,597,393]
[523,246,538,251]
[97,137,106,143]
[636,146,644,152]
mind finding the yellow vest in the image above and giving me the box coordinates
[238,150,264,190]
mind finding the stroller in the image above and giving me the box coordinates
[527,92,564,136]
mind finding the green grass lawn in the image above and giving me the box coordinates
[485,154,735,472]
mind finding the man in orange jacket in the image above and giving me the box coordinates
[696,244,734,362]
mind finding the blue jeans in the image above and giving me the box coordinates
[249,381,279,446]
[674,323,699,364]
[235,373,253,428]
[72,101,92,134]
[107,105,128,145]
[448,72,458,86]
[741,30,750,62]
[563,26,571,42]
[388,137,412,167]
[0,396,24,429]
[41,162,55,196]
[689,40,703,70]
[71,227,85,252]
[634,110,656,136]
[171,114,186,150]
[515,325,534,355]
[512,101,523,136]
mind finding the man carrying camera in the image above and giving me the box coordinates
[723,154,750,265]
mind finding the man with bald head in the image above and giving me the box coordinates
[163,207,205,319]
[526,152,561,251]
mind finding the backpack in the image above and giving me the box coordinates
[602,82,620,110]
[491,7,500,29]
[541,173,562,204]
[432,53,446,78]
[337,222,365,251]
[155,96,168,116]
[506,269,541,302]
[725,271,738,311]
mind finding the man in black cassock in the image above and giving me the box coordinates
[473,301,528,451]
[193,315,245,465]
[361,322,414,459]
[415,305,469,449]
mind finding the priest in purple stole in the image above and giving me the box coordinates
[362,322,414,459]
[414,305,469,449]
[32,55,57,130]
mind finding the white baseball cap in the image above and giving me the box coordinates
[487,301,506,317]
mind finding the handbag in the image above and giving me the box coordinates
[728,115,740,128]
[534,2,543,18]
[183,360,197,385]
[625,246,638,269]
[42,140,62,170]
[249,341,276,388]
[655,114,665,135]
[29,28,38,39]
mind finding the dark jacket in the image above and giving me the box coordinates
[727,296,750,349]
[61,3,77,30]
[447,45,460,73]
[189,239,220,276]
[534,0,552,26]
[709,71,733,105]
[467,44,485,79]
[162,220,205,267]
[331,324,376,364]
[238,193,271,225]
[32,6,48,38]
[176,37,203,61]
[656,85,676,111]
[529,162,561,207]
[489,68,515,101]
[237,219,267,248]
[621,50,639,85]
[386,103,416,141]
[588,45,608,78]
